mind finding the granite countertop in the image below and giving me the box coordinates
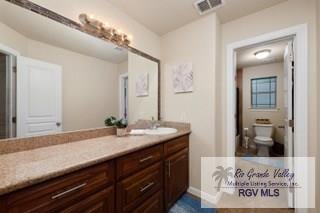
[0,129,191,196]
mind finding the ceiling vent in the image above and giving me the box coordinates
[194,0,225,15]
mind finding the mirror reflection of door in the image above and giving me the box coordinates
[0,51,16,139]
[17,57,62,138]
[119,74,129,120]
[0,0,159,139]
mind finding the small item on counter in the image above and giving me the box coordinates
[105,116,128,137]
[105,116,117,126]
[116,128,128,137]
[129,129,145,135]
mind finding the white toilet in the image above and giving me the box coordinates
[253,123,274,157]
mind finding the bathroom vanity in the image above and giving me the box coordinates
[0,126,190,213]
[0,1,191,212]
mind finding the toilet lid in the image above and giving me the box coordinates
[255,136,273,142]
[254,136,273,145]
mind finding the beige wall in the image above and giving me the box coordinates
[26,40,119,131]
[218,0,318,157]
[0,22,27,55]
[0,22,120,131]
[218,1,319,210]
[242,63,285,144]
[161,14,219,190]
[118,60,128,75]
[155,0,319,204]
[128,52,158,123]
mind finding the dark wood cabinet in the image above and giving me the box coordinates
[3,162,115,213]
[116,144,163,180]
[165,148,189,210]
[0,135,189,213]
[164,135,189,157]
[132,191,163,213]
[116,162,163,213]
[59,186,114,213]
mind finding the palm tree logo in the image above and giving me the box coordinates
[212,166,233,192]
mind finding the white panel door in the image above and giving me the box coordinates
[283,41,294,208]
[283,41,294,158]
[17,56,62,137]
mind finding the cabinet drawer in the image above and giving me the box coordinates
[116,145,163,180]
[164,135,189,157]
[117,162,162,213]
[60,186,114,213]
[132,191,163,213]
[6,161,114,213]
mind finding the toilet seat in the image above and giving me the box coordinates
[254,136,273,146]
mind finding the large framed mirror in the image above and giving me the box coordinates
[0,0,160,139]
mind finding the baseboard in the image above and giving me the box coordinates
[295,209,308,213]
[187,186,201,198]
[187,186,222,206]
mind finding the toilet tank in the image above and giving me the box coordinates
[253,123,274,137]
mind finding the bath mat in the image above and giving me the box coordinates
[169,194,216,213]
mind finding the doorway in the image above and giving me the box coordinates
[225,24,308,212]
[0,51,16,139]
[226,24,308,158]
[119,73,129,120]
[234,38,294,158]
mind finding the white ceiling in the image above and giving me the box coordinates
[0,1,128,64]
[107,0,288,35]
[236,39,291,68]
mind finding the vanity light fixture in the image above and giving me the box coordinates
[79,13,131,46]
[254,49,271,59]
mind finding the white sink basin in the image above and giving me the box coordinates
[144,127,178,135]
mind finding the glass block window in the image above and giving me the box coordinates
[251,77,277,109]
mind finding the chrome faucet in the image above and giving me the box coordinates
[151,117,160,129]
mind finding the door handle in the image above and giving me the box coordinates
[56,122,61,127]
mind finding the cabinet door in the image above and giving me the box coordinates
[60,186,114,213]
[132,191,163,213]
[165,148,189,210]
